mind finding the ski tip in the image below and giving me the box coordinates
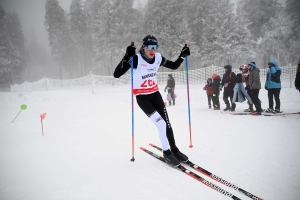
[149,143,154,146]
[189,145,193,148]
[140,147,145,150]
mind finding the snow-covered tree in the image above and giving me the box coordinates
[0,6,20,83]
[7,11,28,84]
[285,0,300,63]
[85,0,111,74]
[240,0,282,40]
[109,0,141,63]
[45,0,74,79]
[260,9,291,65]
[69,0,93,77]
[200,0,256,66]
[143,0,193,70]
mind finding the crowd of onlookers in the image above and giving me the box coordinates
[202,59,300,114]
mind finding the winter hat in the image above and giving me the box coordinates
[239,64,246,71]
[207,78,212,83]
[143,35,158,46]
[224,65,232,70]
[212,73,218,79]
[248,62,256,68]
[168,74,173,77]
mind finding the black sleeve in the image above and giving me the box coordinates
[160,56,184,70]
[113,55,138,78]
[295,71,300,88]
[229,72,236,87]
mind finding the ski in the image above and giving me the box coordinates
[149,144,263,200]
[140,147,242,200]
[270,112,300,116]
[220,111,285,117]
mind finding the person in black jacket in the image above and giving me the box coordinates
[211,73,221,110]
[295,59,300,93]
[164,74,175,106]
[220,65,236,111]
[113,35,190,167]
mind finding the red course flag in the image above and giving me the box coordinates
[40,113,47,121]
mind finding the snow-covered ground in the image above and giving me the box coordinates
[0,84,300,200]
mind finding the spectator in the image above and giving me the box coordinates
[265,60,282,113]
[164,74,175,106]
[295,59,300,93]
[212,73,221,110]
[232,73,254,111]
[220,65,236,111]
[203,78,213,109]
[247,62,263,114]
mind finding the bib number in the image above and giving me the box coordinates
[141,79,156,87]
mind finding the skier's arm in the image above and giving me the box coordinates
[160,45,190,69]
[114,43,136,78]
[160,56,184,70]
[113,55,138,78]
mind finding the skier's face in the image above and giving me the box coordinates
[143,46,157,58]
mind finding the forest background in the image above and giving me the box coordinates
[0,0,299,87]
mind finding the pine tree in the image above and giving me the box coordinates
[200,0,255,66]
[260,8,291,65]
[109,0,140,65]
[143,0,192,70]
[45,0,74,79]
[69,0,89,77]
[0,6,20,84]
[85,0,111,75]
[7,11,28,84]
[285,0,300,63]
[240,0,281,40]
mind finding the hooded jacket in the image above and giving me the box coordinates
[212,75,221,96]
[221,65,236,91]
[265,60,282,89]
[203,78,213,95]
[248,67,261,90]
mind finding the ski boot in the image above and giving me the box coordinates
[163,150,180,166]
[223,104,230,111]
[230,103,236,112]
[244,104,253,112]
[172,151,189,162]
[265,108,274,113]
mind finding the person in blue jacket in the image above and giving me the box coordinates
[265,60,282,113]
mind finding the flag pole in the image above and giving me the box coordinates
[41,119,44,136]
[40,113,46,136]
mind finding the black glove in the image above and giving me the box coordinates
[265,86,268,90]
[123,45,136,62]
[180,46,190,58]
[245,85,249,90]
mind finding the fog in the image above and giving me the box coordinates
[0,0,148,54]
[0,0,285,56]
[0,0,291,84]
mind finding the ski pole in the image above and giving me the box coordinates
[130,40,135,162]
[184,42,193,148]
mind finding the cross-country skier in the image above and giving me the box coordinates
[113,35,190,166]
